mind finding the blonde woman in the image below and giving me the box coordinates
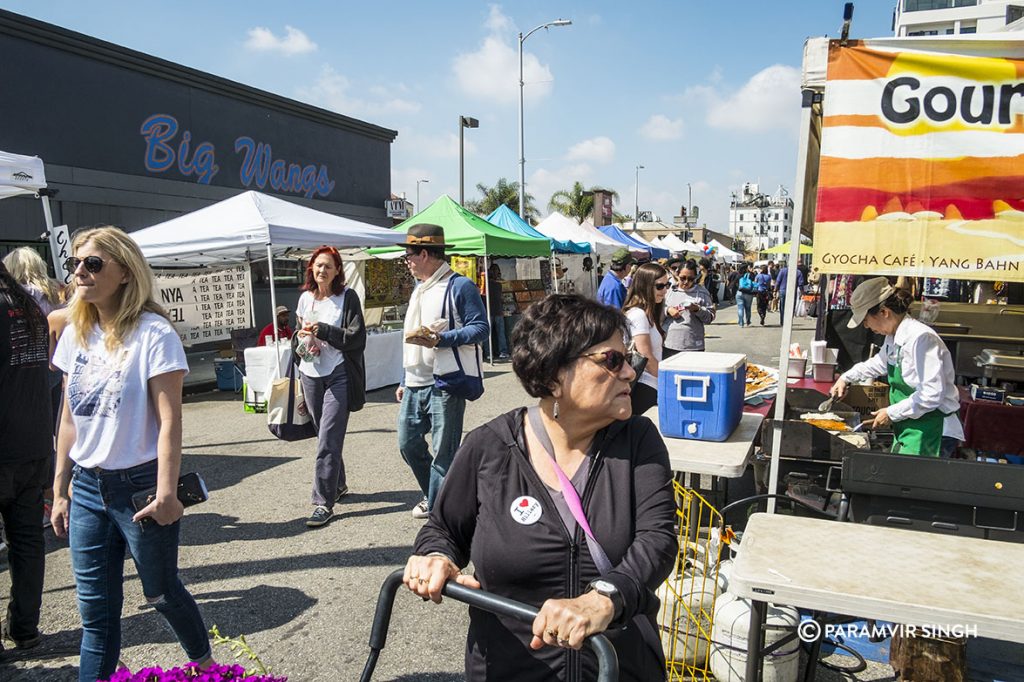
[50,227,213,681]
[2,247,61,315]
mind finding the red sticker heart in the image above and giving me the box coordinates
[519,499,530,507]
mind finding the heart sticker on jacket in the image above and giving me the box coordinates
[510,496,542,525]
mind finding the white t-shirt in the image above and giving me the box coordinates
[403,274,451,388]
[53,312,189,470]
[295,290,346,378]
[625,307,662,391]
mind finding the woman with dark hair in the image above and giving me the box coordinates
[403,294,677,681]
[754,265,772,325]
[0,261,51,652]
[830,277,963,457]
[50,227,214,681]
[664,259,715,355]
[736,264,755,328]
[294,246,366,528]
[623,262,669,414]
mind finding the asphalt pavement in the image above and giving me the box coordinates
[1,309,897,681]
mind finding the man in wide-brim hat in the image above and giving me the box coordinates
[395,223,488,519]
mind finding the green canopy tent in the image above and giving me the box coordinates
[371,194,552,363]
[761,241,813,255]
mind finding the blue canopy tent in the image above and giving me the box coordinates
[486,204,589,253]
[597,224,670,260]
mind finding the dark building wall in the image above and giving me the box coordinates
[0,9,397,243]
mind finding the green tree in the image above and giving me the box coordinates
[612,211,632,226]
[548,182,619,224]
[465,178,538,222]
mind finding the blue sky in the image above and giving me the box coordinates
[3,1,893,229]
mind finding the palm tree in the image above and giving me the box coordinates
[465,178,538,222]
[548,182,619,224]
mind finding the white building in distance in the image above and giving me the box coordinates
[729,183,794,253]
[893,0,1024,36]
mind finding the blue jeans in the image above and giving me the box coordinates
[398,385,466,510]
[70,460,210,682]
[483,315,509,358]
[736,293,753,327]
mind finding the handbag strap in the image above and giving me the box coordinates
[527,407,613,575]
[285,349,299,417]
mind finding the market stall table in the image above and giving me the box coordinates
[958,387,1024,456]
[364,330,404,391]
[645,407,763,478]
[732,513,1024,681]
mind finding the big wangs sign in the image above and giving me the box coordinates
[813,42,1024,282]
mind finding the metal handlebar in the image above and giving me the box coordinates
[359,568,619,682]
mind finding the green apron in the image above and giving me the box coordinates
[887,348,944,457]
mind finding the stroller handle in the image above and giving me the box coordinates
[361,568,619,682]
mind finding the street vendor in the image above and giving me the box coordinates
[829,277,964,457]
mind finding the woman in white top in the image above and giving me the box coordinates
[830,277,964,457]
[50,227,213,682]
[2,247,61,316]
[294,246,366,529]
[622,263,669,415]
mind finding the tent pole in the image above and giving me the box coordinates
[246,251,257,328]
[767,89,816,514]
[552,256,559,294]
[266,244,282,365]
[484,255,494,366]
[39,195,62,281]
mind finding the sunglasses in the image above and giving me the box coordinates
[574,349,636,373]
[64,256,105,274]
[655,282,670,291]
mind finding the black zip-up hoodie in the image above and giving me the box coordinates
[413,408,678,681]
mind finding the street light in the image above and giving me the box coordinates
[633,164,644,232]
[518,18,572,218]
[416,178,429,213]
[459,116,480,206]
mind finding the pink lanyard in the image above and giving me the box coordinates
[527,407,613,574]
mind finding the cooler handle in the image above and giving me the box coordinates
[675,375,710,403]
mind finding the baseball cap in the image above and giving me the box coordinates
[610,248,633,269]
[275,305,289,315]
[847,277,894,328]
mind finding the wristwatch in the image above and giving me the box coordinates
[586,579,624,620]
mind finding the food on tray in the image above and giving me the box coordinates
[799,412,851,431]
[799,411,841,421]
[745,364,777,397]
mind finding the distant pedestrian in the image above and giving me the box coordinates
[50,226,215,682]
[597,248,633,308]
[623,262,669,414]
[0,261,52,655]
[294,246,366,528]
[664,259,715,355]
[396,224,488,519]
[754,265,772,325]
[484,263,509,360]
[257,305,294,346]
[736,264,755,327]
[775,263,806,324]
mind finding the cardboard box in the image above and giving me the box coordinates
[970,383,1007,403]
[843,383,890,416]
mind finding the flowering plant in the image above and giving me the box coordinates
[103,662,286,682]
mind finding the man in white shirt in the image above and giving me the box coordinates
[395,224,488,518]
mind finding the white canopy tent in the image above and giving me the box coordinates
[708,239,744,262]
[0,150,62,277]
[131,190,399,346]
[659,234,690,253]
[534,212,621,257]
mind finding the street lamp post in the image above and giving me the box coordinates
[459,116,479,206]
[633,164,644,232]
[518,18,572,218]
[416,178,429,214]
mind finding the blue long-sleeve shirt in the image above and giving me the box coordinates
[775,267,805,295]
[597,272,627,308]
[436,275,489,348]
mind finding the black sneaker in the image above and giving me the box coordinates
[335,485,349,503]
[1,619,40,650]
[306,506,334,528]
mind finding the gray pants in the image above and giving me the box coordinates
[299,364,350,507]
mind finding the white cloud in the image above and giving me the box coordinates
[245,26,317,55]
[452,7,555,103]
[391,167,434,206]
[702,65,801,132]
[296,65,421,121]
[400,129,478,160]
[566,136,615,164]
[528,163,594,215]
[639,115,684,141]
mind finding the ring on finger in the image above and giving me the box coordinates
[546,628,558,638]
[557,637,569,647]
[418,578,427,585]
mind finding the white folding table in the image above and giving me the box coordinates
[730,513,1024,680]
[644,408,764,478]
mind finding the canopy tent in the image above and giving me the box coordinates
[708,239,745,262]
[131,190,401,348]
[597,224,670,259]
[372,195,551,258]
[485,204,588,254]
[761,240,812,255]
[1,150,61,279]
[659,234,690,253]
[534,212,621,257]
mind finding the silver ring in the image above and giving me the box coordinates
[557,637,569,647]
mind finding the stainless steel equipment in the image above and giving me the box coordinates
[974,348,1024,387]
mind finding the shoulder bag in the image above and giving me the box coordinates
[433,275,485,401]
[267,354,317,441]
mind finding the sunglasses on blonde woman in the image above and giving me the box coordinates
[64,256,105,274]
[573,349,636,373]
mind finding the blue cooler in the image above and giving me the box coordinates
[214,358,241,392]
[657,352,746,441]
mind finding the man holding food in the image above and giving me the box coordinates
[396,224,488,518]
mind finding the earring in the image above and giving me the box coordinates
[553,400,560,419]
